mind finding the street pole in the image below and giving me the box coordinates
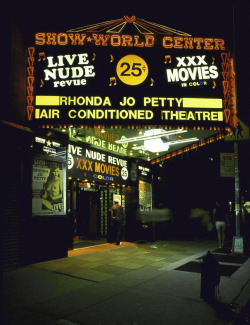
[232,140,244,254]
[231,3,244,255]
[234,140,240,237]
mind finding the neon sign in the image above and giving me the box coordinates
[44,53,95,88]
[27,16,236,130]
[166,55,219,85]
[68,143,129,184]
[35,34,225,51]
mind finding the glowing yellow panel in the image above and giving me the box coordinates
[217,112,223,121]
[35,96,60,106]
[183,98,223,109]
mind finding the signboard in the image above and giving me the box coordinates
[32,158,67,216]
[68,142,129,184]
[70,127,129,155]
[220,152,234,177]
[232,236,244,254]
[33,136,67,162]
[26,16,236,129]
[113,194,121,205]
[225,118,250,141]
[138,165,152,181]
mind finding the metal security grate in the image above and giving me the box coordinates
[2,156,21,267]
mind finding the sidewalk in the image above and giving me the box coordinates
[3,239,250,325]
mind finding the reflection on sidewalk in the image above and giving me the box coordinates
[68,241,134,256]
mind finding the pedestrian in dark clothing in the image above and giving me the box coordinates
[242,198,250,248]
[111,201,124,245]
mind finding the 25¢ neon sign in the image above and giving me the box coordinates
[116,54,149,85]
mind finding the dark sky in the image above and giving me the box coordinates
[12,1,236,42]
[8,0,250,125]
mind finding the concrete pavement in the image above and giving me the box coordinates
[3,239,250,325]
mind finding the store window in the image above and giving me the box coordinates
[139,180,152,212]
[32,158,66,216]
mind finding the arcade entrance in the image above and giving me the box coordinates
[68,180,124,249]
[76,189,99,238]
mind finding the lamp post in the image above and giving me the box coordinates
[232,140,244,254]
[234,141,241,238]
[232,3,244,255]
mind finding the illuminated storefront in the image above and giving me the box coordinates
[3,15,238,266]
[67,141,131,241]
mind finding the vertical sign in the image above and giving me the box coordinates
[220,152,234,177]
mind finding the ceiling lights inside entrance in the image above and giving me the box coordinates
[115,129,199,153]
[62,126,224,163]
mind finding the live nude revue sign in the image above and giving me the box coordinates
[68,142,129,184]
[26,16,236,128]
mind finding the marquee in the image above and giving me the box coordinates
[26,16,236,131]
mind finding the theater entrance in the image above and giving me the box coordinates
[71,182,103,249]
[69,181,124,249]
[76,188,99,238]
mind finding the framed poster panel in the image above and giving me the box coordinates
[32,157,67,216]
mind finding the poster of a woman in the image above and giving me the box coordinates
[32,159,66,216]
[41,166,63,211]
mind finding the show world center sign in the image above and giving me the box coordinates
[26,16,236,129]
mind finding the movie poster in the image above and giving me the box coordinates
[32,158,66,216]
[139,180,152,211]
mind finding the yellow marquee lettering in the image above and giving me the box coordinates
[92,34,110,46]
[121,35,133,47]
[68,33,86,45]
[145,35,154,47]
[35,109,60,119]
[134,35,144,47]
[111,35,121,47]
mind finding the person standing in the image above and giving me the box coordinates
[213,200,229,249]
[242,197,250,248]
[111,201,124,245]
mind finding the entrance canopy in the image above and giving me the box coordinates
[57,126,224,164]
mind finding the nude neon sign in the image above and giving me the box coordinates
[44,53,95,88]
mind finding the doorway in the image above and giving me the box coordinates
[73,186,106,248]
[76,189,99,237]
[69,181,126,249]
